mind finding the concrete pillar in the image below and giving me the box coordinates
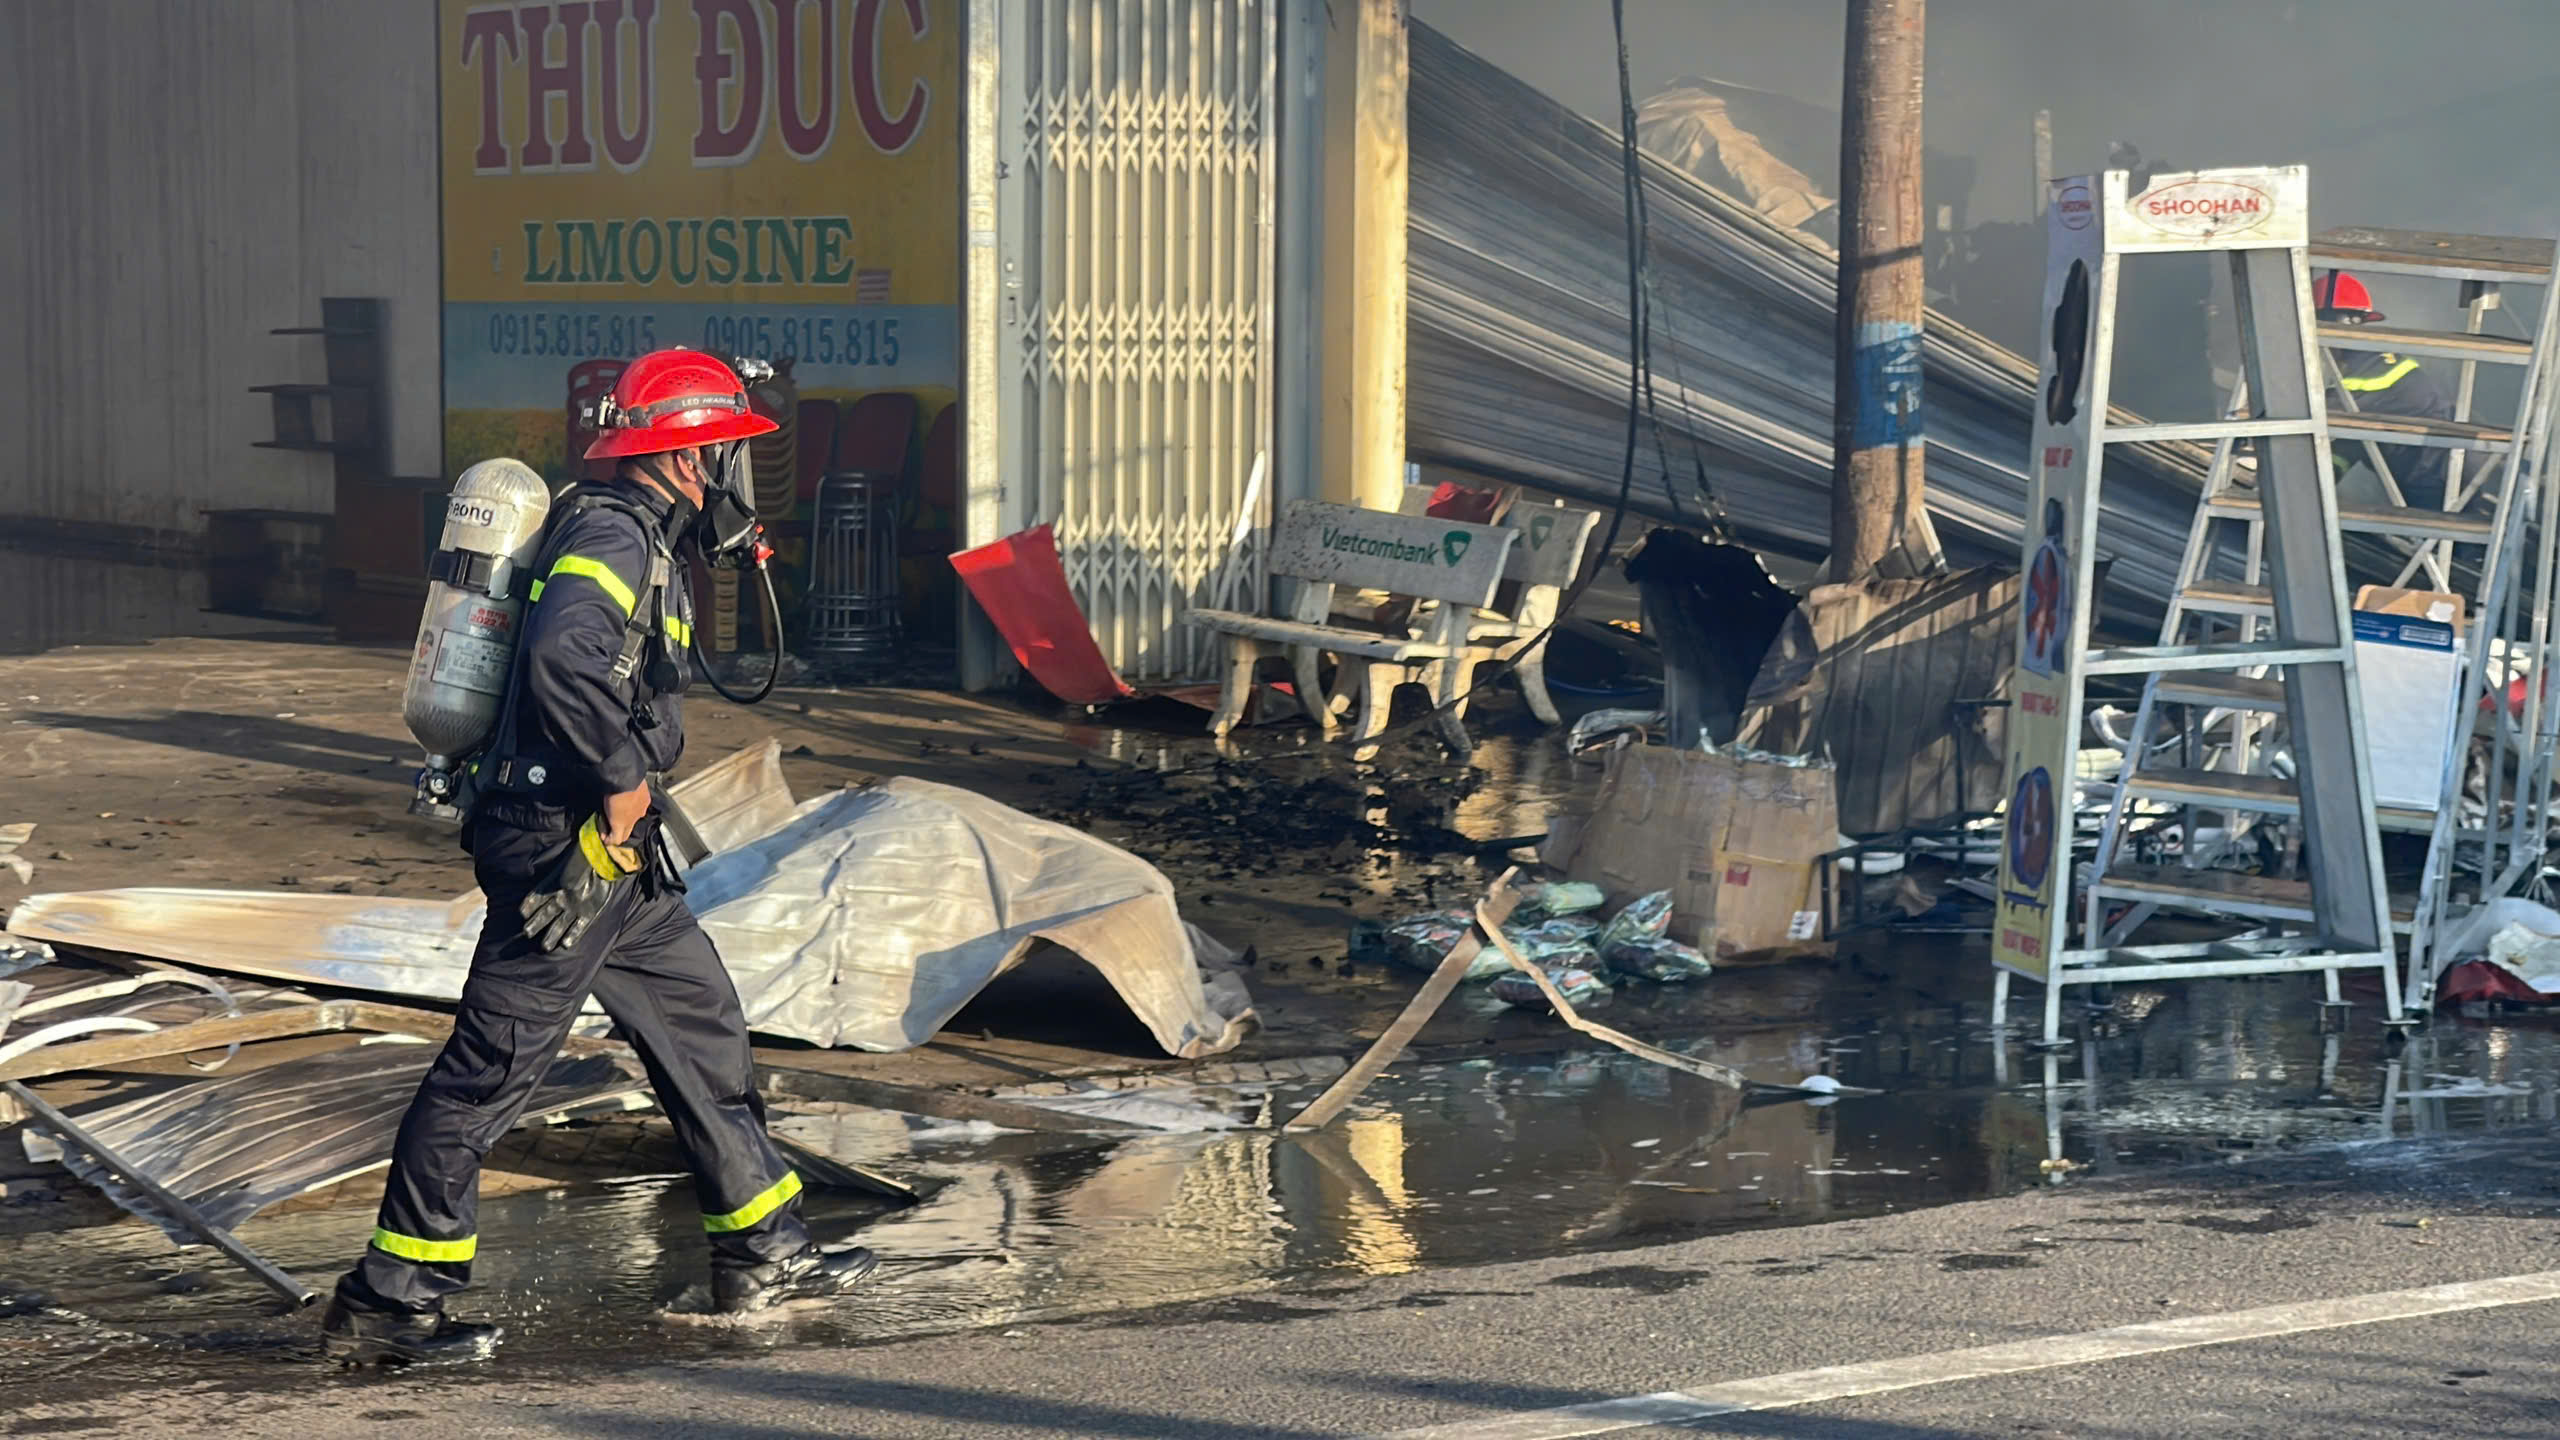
[1317,0,1408,512]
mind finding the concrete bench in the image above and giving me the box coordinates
[1387,486,1603,726]
[1466,499,1604,727]
[1185,499,1517,759]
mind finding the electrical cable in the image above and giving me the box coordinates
[1609,21,1727,535]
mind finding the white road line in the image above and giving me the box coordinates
[1378,1269,2560,1440]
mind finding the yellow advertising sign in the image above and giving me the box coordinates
[439,0,958,475]
[1991,177,2113,983]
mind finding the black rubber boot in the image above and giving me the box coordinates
[320,1297,505,1366]
[712,1243,880,1315]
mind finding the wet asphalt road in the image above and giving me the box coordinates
[16,1129,2560,1439]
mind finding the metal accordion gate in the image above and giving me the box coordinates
[984,0,1277,684]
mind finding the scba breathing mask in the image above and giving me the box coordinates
[693,436,768,568]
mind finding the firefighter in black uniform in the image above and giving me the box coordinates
[2317,269,2462,513]
[322,349,875,1365]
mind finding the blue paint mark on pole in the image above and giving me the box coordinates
[1850,320,1926,448]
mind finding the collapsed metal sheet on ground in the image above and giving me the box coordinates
[19,1044,646,1240]
[0,961,320,1075]
[677,777,1254,1054]
[1404,21,2214,626]
[6,744,1253,1057]
[1739,569,2022,835]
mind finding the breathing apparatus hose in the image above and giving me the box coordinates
[694,561,783,705]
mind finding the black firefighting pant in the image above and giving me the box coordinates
[339,813,809,1313]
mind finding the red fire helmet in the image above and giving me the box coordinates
[582,348,778,460]
[2314,270,2379,318]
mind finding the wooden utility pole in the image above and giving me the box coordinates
[1829,0,1936,580]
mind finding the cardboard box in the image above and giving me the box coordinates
[1543,741,1839,960]
[2352,584,2464,629]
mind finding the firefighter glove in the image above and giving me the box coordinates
[519,815,644,953]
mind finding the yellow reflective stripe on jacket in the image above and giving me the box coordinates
[703,1171,803,1233]
[371,1227,477,1263]
[665,614,693,649]
[535,554,639,616]
[2341,354,2422,393]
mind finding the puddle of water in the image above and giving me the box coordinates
[8,966,2560,1400]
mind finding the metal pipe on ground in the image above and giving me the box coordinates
[3,1080,317,1308]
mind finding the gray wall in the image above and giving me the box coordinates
[0,0,442,545]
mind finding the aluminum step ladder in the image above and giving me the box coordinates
[1991,166,2401,1048]
[2310,231,2560,1012]
[2085,229,2560,1008]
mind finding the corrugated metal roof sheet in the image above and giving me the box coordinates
[1405,21,2215,624]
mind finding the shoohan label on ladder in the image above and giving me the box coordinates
[2109,165,2308,252]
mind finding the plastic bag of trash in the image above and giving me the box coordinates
[2442,895,2560,994]
[1386,909,1507,981]
[1514,879,1607,918]
[1566,709,1665,757]
[1602,934,1714,983]
[1514,938,1602,975]
[1596,890,1676,955]
[1492,965,1611,1011]
[1508,915,1601,951]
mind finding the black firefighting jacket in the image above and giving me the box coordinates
[2331,350,2459,512]
[480,477,695,822]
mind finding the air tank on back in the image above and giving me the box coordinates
[404,458,553,820]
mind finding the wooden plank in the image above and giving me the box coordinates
[1284,874,1526,1133]
[2155,671,2287,710]
[2376,805,2437,834]
[2098,863,2419,928]
[2177,578,2274,617]
[2317,324,2532,365]
[2324,414,2514,454]
[2125,768,2299,809]
[2101,863,2311,909]
[0,1001,356,1082]
[2207,489,2501,538]
[1265,498,1516,607]
[755,1064,1151,1134]
[2311,227,2555,278]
